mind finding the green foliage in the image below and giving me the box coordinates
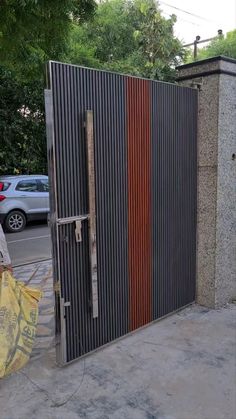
[0,67,46,175]
[0,0,96,174]
[65,24,101,68]
[0,0,96,81]
[126,0,183,80]
[67,0,185,82]
[86,0,137,63]
[196,30,236,61]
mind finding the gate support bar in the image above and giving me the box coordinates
[86,110,98,319]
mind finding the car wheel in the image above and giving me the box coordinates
[5,210,26,233]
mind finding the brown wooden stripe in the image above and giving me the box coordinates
[127,77,152,331]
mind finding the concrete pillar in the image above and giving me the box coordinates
[177,56,236,308]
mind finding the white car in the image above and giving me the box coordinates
[0,175,49,232]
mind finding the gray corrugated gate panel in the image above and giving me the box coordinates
[151,82,197,319]
[46,61,197,363]
[50,63,128,361]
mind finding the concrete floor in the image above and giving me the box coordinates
[0,304,235,419]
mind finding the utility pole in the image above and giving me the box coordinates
[183,29,223,60]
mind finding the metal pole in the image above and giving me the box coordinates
[183,30,223,61]
[193,40,197,60]
[194,36,200,60]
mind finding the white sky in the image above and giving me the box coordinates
[159,0,236,43]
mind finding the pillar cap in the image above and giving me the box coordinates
[176,56,236,81]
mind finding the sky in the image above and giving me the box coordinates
[159,0,236,44]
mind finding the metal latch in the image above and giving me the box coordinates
[75,220,82,242]
[57,215,89,243]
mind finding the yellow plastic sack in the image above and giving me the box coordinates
[0,270,42,378]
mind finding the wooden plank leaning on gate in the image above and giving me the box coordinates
[86,110,98,318]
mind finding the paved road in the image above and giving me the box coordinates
[6,223,51,266]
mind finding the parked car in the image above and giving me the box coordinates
[0,175,49,232]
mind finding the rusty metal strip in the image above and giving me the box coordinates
[86,110,98,318]
[127,77,152,331]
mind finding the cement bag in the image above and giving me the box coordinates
[0,270,42,378]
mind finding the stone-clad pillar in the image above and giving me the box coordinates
[177,56,236,308]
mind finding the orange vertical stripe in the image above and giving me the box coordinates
[127,77,152,331]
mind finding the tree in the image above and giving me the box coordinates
[197,30,236,61]
[127,0,183,80]
[65,24,101,68]
[0,0,96,174]
[0,0,96,81]
[67,0,185,82]
[0,67,47,175]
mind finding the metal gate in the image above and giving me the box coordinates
[45,61,197,365]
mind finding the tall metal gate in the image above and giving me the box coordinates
[45,61,197,365]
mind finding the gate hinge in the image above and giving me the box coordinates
[191,77,203,90]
